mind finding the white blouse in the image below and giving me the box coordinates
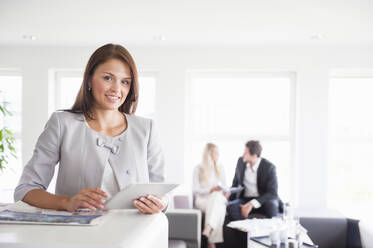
[192,164,226,196]
[100,136,121,198]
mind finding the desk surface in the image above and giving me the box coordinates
[0,209,168,248]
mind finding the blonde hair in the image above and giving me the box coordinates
[199,143,221,185]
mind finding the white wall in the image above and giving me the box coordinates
[0,44,372,209]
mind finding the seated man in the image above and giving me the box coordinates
[227,140,280,220]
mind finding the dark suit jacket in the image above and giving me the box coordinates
[229,157,278,205]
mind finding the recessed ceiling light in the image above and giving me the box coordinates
[309,34,323,41]
[153,35,166,41]
[22,35,37,40]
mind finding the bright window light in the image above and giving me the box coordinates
[58,76,82,110]
[0,74,23,203]
[185,72,295,202]
[329,75,373,220]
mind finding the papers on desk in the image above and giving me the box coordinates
[0,201,108,226]
[227,218,282,236]
[217,182,244,194]
[227,218,308,237]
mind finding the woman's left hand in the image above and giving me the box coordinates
[223,191,231,198]
[133,194,168,214]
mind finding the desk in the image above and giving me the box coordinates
[227,218,315,248]
[0,209,168,248]
[249,236,315,248]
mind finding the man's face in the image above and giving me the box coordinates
[243,147,256,163]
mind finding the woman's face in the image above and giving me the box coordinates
[211,147,219,163]
[90,58,132,111]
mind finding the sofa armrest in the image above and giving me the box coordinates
[300,217,348,248]
[166,209,201,248]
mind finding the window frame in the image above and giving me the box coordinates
[0,69,23,201]
[184,70,297,202]
[327,69,373,213]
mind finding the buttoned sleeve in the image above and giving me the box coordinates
[14,112,61,202]
[147,119,165,182]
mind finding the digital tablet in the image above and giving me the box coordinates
[104,183,179,210]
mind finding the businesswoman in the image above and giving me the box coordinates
[14,44,167,214]
[193,143,229,248]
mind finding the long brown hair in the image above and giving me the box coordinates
[69,43,139,120]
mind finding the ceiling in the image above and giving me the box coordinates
[0,0,371,46]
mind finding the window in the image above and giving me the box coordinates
[136,75,156,119]
[185,71,295,202]
[0,72,22,203]
[55,71,83,111]
[328,71,373,219]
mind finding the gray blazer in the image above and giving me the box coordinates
[14,111,165,202]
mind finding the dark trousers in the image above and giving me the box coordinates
[222,198,280,248]
[227,197,279,221]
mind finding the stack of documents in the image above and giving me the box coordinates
[227,218,284,236]
[0,201,107,225]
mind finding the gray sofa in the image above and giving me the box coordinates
[170,195,365,248]
[166,209,201,248]
[299,217,362,248]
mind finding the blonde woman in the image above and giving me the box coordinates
[193,143,229,248]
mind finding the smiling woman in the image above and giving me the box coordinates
[90,58,132,111]
[70,43,139,120]
[14,44,168,214]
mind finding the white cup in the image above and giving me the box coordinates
[270,230,280,246]
[280,228,288,243]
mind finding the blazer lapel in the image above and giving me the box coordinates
[256,159,264,193]
[239,158,247,185]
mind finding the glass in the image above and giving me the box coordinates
[59,77,82,110]
[329,76,373,220]
[0,76,22,133]
[136,76,156,119]
[0,75,23,203]
[330,77,373,138]
[191,77,291,136]
[187,74,294,200]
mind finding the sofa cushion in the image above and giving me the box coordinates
[169,239,187,248]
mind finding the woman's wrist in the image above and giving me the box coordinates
[162,195,169,211]
[59,195,71,211]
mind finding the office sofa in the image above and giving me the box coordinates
[172,195,364,248]
[166,209,201,248]
[299,217,364,248]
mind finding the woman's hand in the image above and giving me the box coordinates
[133,195,168,214]
[223,191,231,198]
[210,186,222,193]
[64,188,108,212]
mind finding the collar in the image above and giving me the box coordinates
[246,157,261,172]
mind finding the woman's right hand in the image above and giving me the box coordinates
[63,188,108,212]
[209,186,222,193]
